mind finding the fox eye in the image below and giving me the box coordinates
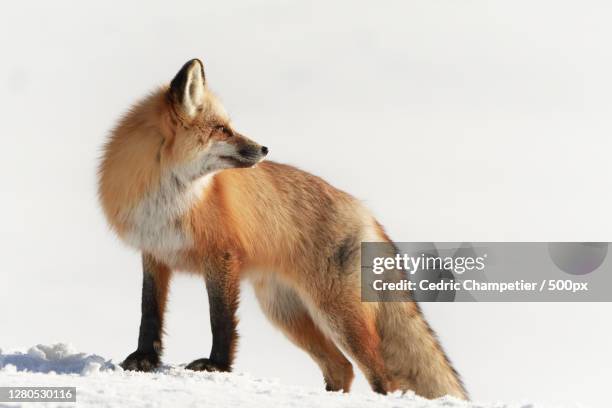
[215,125,232,137]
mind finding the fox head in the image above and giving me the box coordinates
[164,59,268,177]
[98,59,268,233]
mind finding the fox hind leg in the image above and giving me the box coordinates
[252,276,354,392]
[311,294,391,394]
[299,234,391,394]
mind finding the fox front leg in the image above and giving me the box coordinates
[186,256,240,372]
[121,254,171,372]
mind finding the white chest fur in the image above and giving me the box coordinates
[122,171,214,261]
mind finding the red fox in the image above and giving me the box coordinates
[98,59,467,399]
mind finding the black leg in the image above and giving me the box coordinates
[122,254,170,372]
[186,259,240,372]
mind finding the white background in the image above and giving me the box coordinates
[1,1,611,406]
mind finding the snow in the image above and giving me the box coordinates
[0,344,550,408]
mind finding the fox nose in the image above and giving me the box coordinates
[261,146,268,155]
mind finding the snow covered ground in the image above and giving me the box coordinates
[0,344,563,408]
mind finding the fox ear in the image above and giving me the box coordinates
[170,59,206,119]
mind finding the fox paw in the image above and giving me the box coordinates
[185,358,229,372]
[121,350,160,372]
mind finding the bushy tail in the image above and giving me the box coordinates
[376,301,468,399]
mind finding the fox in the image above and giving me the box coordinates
[97,58,467,399]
